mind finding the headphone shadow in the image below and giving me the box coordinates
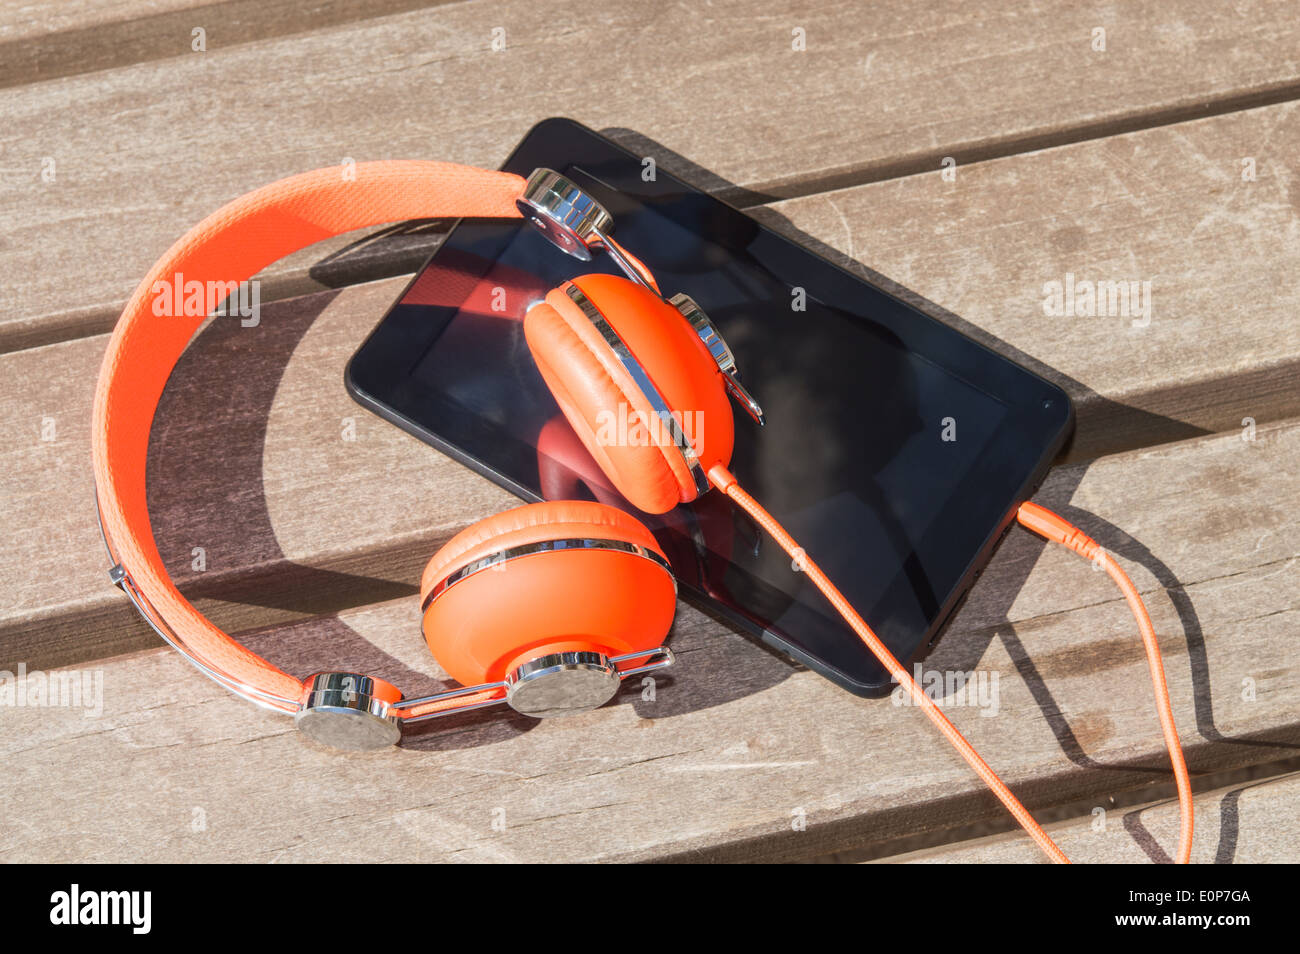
[1121,768,1300,864]
[146,289,545,752]
[144,260,790,751]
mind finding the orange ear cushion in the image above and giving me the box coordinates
[525,298,683,514]
[523,274,734,515]
[420,501,676,686]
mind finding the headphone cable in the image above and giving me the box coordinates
[708,464,1192,864]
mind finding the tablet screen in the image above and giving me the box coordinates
[348,122,1071,694]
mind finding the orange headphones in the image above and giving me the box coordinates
[93,160,1192,863]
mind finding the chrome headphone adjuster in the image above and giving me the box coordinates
[668,293,765,425]
[295,672,403,751]
[517,167,661,299]
[515,168,613,262]
[295,646,674,751]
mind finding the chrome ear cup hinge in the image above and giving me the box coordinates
[668,293,765,425]
[504,651,621,718]
[503,647,675,718]
[400,647,674,725]
[517,168,657,292]
[295,672,402,751]
[670,293,737,374]
[516,168,613,263]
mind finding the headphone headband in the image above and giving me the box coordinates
[93,160,727,728]
[93,161,530,709]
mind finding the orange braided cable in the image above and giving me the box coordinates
[710,462,1195,864]
[1016,502,1193,864]
[708,464,1069,863]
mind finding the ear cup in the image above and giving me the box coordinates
[526,297,683,513]
[420,500,676,687]
[524,274,734,514]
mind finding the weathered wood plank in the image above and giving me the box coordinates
[0,1,459,89]
[883,771,1300,864]
[1,420,1296,862]
[4,0,1300,350]
[0,0,206,42]
[7,97,1300,670]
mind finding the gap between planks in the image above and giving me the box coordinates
[6,0,1300,353]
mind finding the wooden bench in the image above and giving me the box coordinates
[2,0,1297,862]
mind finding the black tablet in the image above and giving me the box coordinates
[347,118,1073,696]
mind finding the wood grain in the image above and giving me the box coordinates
[0,1,458,89]
[1,420,1296,861]
[886,771,1300,864]
[6,96,1300,672]
[5,0,1299,864]
[4,0,1300,350]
